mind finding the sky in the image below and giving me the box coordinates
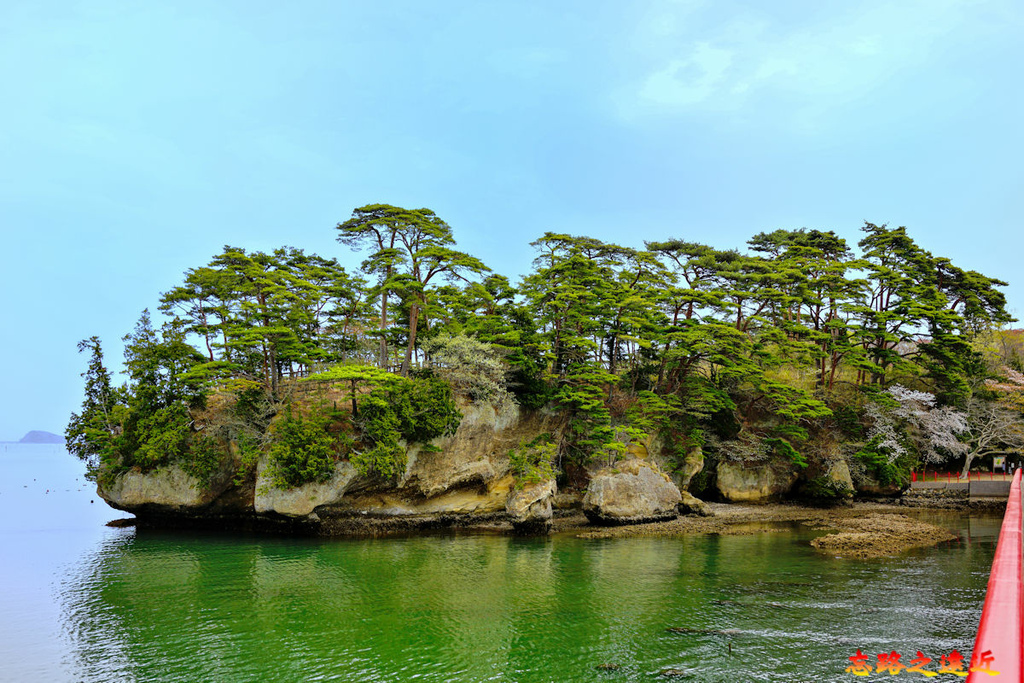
[1,0,1021,440]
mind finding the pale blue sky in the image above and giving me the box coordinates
[1,0,1021,439]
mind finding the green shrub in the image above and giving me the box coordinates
[802,474,854,503]
[266,405,345,489]
[351,374,462,480]
[181,433,227,485]
[123,404,191,470]
[233,431,263,486]
[509,435,557,487]
[353,393,408,480]
[856,436,912,486]
[832,405,865,439]
[764,437,808,469]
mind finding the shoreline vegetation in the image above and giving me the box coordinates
[64,204,1024,542]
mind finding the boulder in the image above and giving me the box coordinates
[825,460,855,496]
[506,479,557,533]
[583,459,682,525]
[716,461,798,502]
[855,473,904,497]
[678,491,714,517]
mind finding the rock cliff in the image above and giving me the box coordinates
[98,400,567,534]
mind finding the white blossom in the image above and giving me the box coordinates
[865,385,969,465]
[422,334,515,407]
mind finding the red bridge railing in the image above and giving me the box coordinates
[967,467,1022,682]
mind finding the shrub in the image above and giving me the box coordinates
[764,437,808,469]
[508,435,558,487]
[266,405,346,489]
[128,404,191,470]
[353,393,407,480]
[351,373,462,480]
[421,334,514,405]
[856,436,911,486]
[181,433,227,485]
[802,474,854,503]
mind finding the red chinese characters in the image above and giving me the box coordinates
[845,649,996,677]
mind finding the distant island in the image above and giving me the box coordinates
[16,431,64,444]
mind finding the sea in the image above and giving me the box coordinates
[0,443,1001,682]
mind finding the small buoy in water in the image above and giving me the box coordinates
[90,500,94,504]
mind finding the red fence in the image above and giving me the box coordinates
[966,467,1022,682]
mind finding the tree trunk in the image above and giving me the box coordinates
[960,453,976,479]
[379,288,389,369]
[402,300,421,377]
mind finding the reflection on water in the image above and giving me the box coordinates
[0,447,1003,682]
[55,526,996,682]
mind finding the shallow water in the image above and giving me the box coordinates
[0,445,1000,682]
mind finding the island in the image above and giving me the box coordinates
[65,205,1024,552]
[16,430,65,444]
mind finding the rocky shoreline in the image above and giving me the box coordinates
[94,400,1009,556]
[563,500,999,560]
[115,498,1003,561]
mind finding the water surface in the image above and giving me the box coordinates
[0,445,999,681]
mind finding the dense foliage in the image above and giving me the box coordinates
[68,205,1022,490]
[509,435,558,487]
[266,404,349,488]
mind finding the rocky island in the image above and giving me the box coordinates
[66,206,1023,551]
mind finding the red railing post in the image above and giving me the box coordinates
[966,468,1022,682]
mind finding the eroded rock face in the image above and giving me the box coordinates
[674,445,705,491]
[855,473,904,497]
[825,460,855,497]
[97,399,566,533]
[99,457,239,514]
[715,461,798,502]
[678,491,714,517]
[645,436,703,492]
[583,459,682,525]
[325,474,516,517]
[254,457,360,517]
[506,479,556,533]
[399,401,553,496]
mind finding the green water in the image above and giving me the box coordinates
[0,445,1002,682]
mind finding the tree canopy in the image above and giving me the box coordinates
[68,212,1020,489]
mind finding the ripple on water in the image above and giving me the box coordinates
[11,515,999,682]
